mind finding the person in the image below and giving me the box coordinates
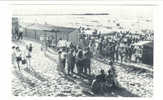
[98,40,103,56]
[119,47,125,63]
[15,47,22,71]
[135,46,143,63]
[106,43,110,58]
[42,40,47,55]
[71,49,76,74]
[14,27,19,40]
[67,49,75,75]
[18,31,23,40]
[108,61,119,88]
[105,69,114,91]
[82,48,87,74]
[76,49,84,75]
[60,48,67,73]
[57,50,62,72]
[29,43,33,53]
[18,27,23,41]
[25,45,32,68]
[21,49,27,69]
[127,46,133,62]
[12,46,16,66]
[96,69,106,83]
[84,47,92,75]
[40,36,44,51]
[115,44,119,62]
[91,69,106,94]
[110,44,115,62]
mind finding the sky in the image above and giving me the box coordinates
[12,4,154,30]
[12,4,154,18]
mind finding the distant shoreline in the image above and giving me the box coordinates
[13,13,110,16]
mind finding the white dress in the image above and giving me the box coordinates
[12,49,16,64]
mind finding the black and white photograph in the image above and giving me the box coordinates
[11,3,154,97]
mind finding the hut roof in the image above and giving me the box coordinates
[143,41,153,48]
[133,41,153,48]
[22,23,76,33]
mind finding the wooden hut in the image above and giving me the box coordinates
[12,17,19,40]
[133,41,153,66]
[142,41,153,66]
[23,23,76,45]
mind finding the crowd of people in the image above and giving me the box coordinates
[12,43,33,71]
[78,27,153,63]
[57,46,93,76]
[56,27,153,94]
[57,45,119,94]
[11,25,153,94]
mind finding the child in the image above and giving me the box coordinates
[15,47,22,71]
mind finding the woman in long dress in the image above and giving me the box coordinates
[12,46,16,66]
[25,45,31,68]
[57,50,62,73]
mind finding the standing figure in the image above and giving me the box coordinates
[25,45,32,68]
[85,47,93,75]
[119,47,125,63]
[60,49,67,73]
[18,27,23,41]
[110,45,115,62]
[29,43,33,53]
[57,50,62,72]
[76,49,84,75]
[15,47,22,71]
[12,46,16,66]
[128,46,133,62]
[115,44,119,62]
[28,43,32,66]
[135,46,143,63]
[71,49,76,74]
[67,49,75,75]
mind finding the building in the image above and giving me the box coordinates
[12,17,19,40]
[133,41,153,66]
[23,23,77,45]
[142,41,153,66]
[68,29,80,46]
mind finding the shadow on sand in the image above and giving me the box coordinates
[41,48,140,97]
[12,70,36,87]
[23,67,48,82]
[116,63,153,78]
[58,71,139,97]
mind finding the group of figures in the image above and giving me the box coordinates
[55,28,153,94]
[12,43,33,71]
[79,29,153,63]
[91,62,119,95]
[57,44,119,95]
[57,46,93,76]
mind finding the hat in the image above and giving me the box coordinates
[58,49,62,54]
[12,46,15,49]
[100,69,105,74]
